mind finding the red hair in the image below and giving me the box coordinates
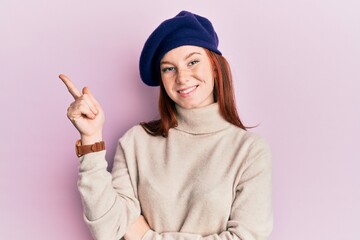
[140,49,247,137]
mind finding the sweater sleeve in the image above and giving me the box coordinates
[141,137,273,240]
[77,142,141,240]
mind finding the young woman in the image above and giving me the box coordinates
[60,11,273,240]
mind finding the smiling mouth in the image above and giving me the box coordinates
[178,85,198,95]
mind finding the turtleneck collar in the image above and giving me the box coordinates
[174,103,231,135]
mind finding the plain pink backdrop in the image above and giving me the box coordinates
[1,1,359,239]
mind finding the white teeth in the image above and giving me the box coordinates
[179,86,196,94]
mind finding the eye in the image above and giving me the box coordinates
[188,59,200,66]
[161,66,176,73]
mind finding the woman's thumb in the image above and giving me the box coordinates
[82,86,90,95]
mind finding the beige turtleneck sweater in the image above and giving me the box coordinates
[78,103,273,240]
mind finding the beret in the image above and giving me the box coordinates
[139,10,222,86]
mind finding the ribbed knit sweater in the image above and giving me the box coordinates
[78,103,273,240]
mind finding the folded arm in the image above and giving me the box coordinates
[78,143,141,240]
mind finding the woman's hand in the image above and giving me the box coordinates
[124,215,150,240]
[59,74,105,144]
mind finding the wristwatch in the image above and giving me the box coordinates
[75,139,105,157]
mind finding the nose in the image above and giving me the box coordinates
[176,68,190,84]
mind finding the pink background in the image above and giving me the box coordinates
[1,1,359,239]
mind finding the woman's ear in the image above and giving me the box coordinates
[213,67,218,78]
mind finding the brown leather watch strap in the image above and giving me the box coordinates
[76,140,105,157]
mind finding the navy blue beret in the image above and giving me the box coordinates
[139,11,222,86]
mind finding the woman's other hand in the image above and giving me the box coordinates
[124,215,150,240]
[59,74,105,144]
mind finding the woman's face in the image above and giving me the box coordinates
[160,45,215,109]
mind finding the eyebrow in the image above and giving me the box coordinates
[160,52,202,65]
[185,52,201,60]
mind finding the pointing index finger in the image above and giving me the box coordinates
[59,74,81,99]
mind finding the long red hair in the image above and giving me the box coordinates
[140,49,247,137]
